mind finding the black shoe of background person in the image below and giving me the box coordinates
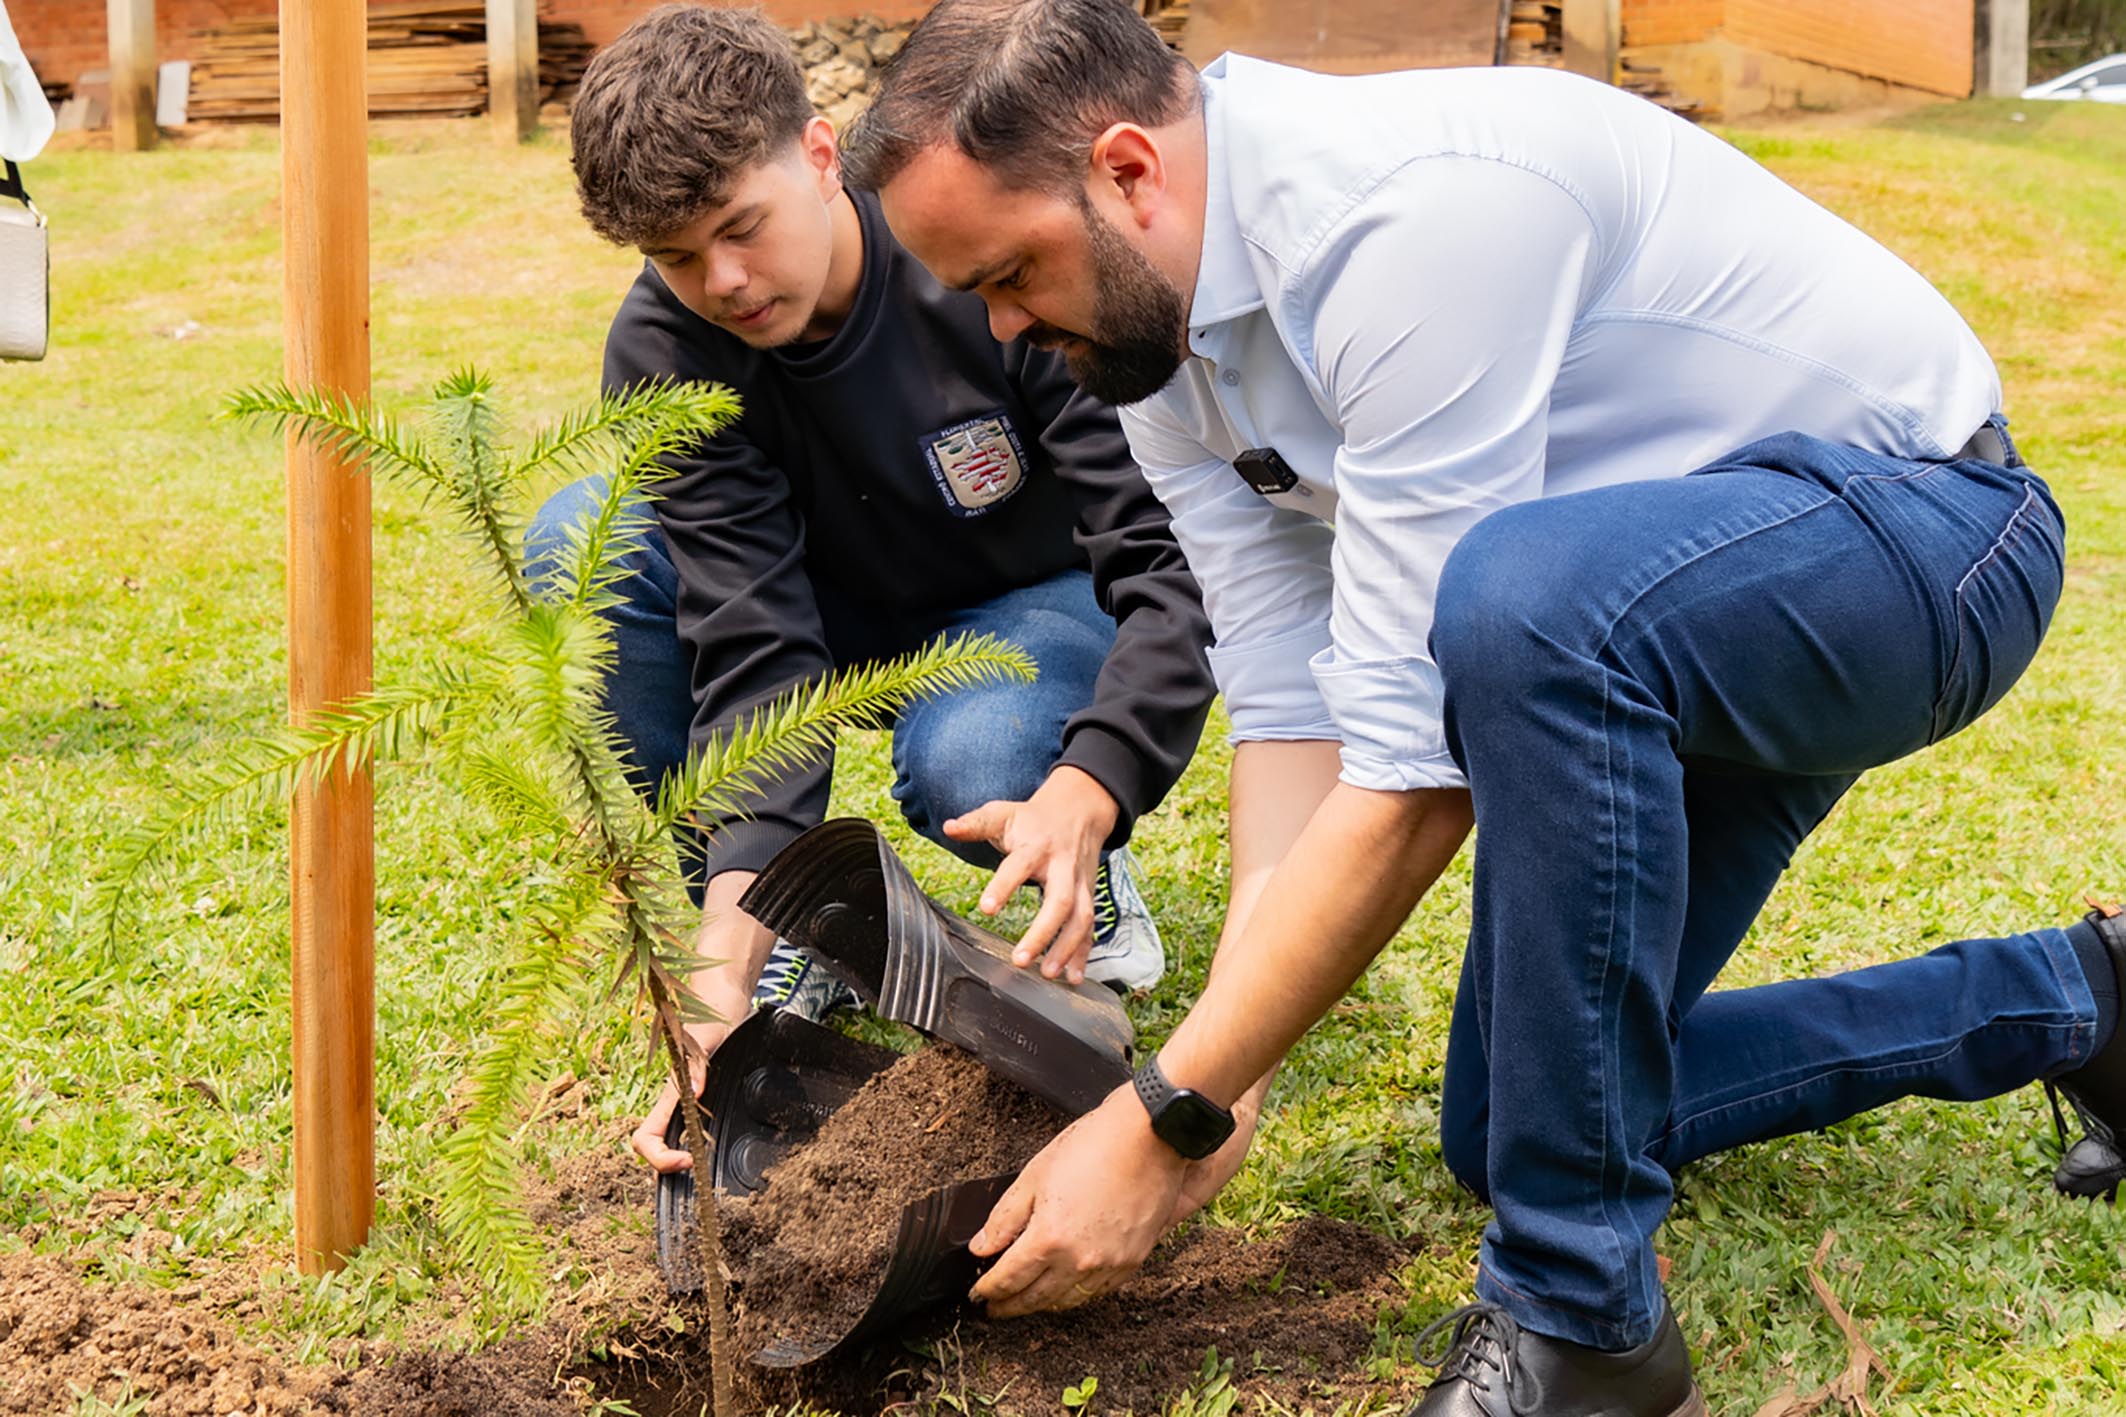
[1409,1299,1707,1416]
[2045,901,2126,1202]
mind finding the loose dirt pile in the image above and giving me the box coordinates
[906,1215,1416,1412]
[4,1042,1427,1416]
[0,1253,320,1415]
[0,1252,586,1415]
[724,1042,1069,1361]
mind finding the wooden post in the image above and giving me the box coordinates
[106,0,157,151]
[1560,0,1620,83]
[281,0,375,1275]
[1974,0,2028,97]
[487,0,539,143]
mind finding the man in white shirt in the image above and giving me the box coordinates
[845,3,2126,1412]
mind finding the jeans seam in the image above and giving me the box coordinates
[1478,1261,1635,1345]
[1652,1019,2087,1148]
[2035,924,2100,1069]
[1586,496,1842,666]
[1929,484,2042,739]
[1595,670,1635,1318]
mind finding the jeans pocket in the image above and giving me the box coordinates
[1929,484,2066,744]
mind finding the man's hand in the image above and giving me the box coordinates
[945,764,1118,983]
[1166,1085,1264,1229]
[967,1081,1187,1317]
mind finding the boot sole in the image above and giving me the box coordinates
[2055,1177,2123,1203]
[1671,1388,1711,1417]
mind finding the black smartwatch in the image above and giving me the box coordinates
[1132,1055,1236,1161]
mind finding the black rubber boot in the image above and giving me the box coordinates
[2046,901,2126,1202]
[1409,1299,1706,1416]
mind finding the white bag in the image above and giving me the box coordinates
[0,158,44,361]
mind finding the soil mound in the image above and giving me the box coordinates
[0,1251,321,1415]
[725,1042,1069,1359]
[924,1214,1416,1412]
[0,1249,603,1416]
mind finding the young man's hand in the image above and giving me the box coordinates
[629,870,776,1174]
[944,764,1118,984]
[631,1016,740,1174]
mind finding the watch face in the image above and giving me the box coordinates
[1157,1090,1236,1160]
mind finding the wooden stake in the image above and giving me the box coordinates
[281,0,375,1276]
[106,0,157,151]
[486,0,539,143]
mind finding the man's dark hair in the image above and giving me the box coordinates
[842,0,1195,195]
[571,4,813,247]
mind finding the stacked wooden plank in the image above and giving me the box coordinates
[185,1,592,123]
[1504,0,1563,66]
[1497,0,1701,120]
[1139,0,1190,49]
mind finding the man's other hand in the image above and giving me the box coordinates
[945,764,1118,983]
[967,1081,1187,1317]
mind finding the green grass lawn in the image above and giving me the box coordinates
[3,97,2123,1414]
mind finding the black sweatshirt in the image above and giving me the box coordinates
[601,190,1216,879]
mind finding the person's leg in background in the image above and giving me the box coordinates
[1415,434,2096,1414]
[524,479,692,801]
[891,568,1165,991]
[524,476,757,968]
[527,478,864,1020]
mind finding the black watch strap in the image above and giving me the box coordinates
[1132,1055,1236,1161]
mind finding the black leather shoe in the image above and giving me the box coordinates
[2045,901,2126,1202]
[1409,1299,1705,1416]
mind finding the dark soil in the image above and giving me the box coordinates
[0,1253,321,1415]
[724,1042,1069,1361]
[918,1214,1417,1412]
[2,1046,1428,1416]
[0,1252,586,1415]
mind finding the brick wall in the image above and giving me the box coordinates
[1620,0,1723,51]
[1726,0,1971,97]
[11,0,929,94]
[12,0,273,93]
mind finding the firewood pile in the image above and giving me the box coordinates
[799,4,1184,131]
[184,0,593,122]
[1499,0,1700,120]
[1139,0,1190,48]
[789,14,917,131]
[1503,0,1563,64]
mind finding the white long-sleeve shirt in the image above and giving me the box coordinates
[0,1,53,162]
[1122,55,2001,793]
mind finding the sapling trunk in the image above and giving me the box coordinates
[104,372,1037,1380]
[656,989,737,1417]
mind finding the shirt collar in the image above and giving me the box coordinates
[1188,55,1266,351]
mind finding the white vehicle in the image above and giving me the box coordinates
[2021,54,2126,103]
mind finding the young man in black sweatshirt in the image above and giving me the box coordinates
[536,3,1217,1173]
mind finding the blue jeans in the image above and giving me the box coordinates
[1427,428,2088,1350]
[525,479,1118,888]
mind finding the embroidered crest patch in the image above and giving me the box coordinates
[920,413,1027,517]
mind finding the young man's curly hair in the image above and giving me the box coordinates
[571,4,813,248]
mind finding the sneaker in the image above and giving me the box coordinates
[2044,900,2126,1202]
[1083,845,1165,993]
[1411,1300,1706,1416]
[750,938,860,1022]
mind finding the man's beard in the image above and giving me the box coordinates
[1029,202,1189,406]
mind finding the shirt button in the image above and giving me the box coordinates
[1221,370,1240,386]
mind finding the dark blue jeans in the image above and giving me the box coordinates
[525,479,1118,888]
[1428,429,2088,1350]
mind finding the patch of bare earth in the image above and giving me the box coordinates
[3,1051,1422,1415]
